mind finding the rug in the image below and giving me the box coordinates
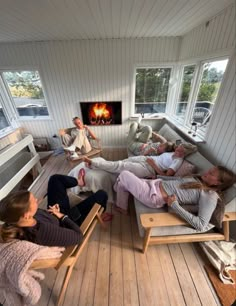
[204,265,236,306]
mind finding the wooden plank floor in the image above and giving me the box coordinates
[1,149,220,306]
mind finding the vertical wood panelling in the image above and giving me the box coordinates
[0,38,180,146]
[179,4,236,171]
[179,4,235,59]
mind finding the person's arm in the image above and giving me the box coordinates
[167,192,218,231]
[152,132,167,143]
[143,146,156,156]
[146,158,175,176]
[84,125,97,139]
[35,220,83,247]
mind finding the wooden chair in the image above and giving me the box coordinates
[192,107,211,126]
[59,128,102,161]
[30,203,105,306]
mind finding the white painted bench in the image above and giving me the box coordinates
[0,134,43,200]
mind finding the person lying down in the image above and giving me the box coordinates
[113,166,236,232]
[127,122,171,156]
[83,142,197,178]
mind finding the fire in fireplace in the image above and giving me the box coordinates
[80,101,122,126]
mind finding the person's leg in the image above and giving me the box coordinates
[137,125,152,143]
[115,170,164,211]
[47,174,78,214]
[73,130,92,153]
[113,177,130,212]
[62,134,73,147]
[127,122,138,144]
[74,190,108,225]
[90,156,152,177]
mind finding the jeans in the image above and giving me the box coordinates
[47,174,108,225]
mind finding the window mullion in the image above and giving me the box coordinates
[184,63,202,127]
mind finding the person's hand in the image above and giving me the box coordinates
[167,195,177,207]
[47,204,64,219]
[146,157,155,166]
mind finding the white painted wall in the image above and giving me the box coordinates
[179,3,235,171]
[0,38,180,147]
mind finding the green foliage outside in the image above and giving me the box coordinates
[135,68,171,103]
[181,65,224,103]
[3,71,44,99]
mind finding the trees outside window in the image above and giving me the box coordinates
[135,67,171,114]
[172,58,228,137]
[2,70,49,118]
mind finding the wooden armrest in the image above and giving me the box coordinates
[140,212,188,228]
[223,212,236,221]
[141,211,236,229]
[80,203,104,234]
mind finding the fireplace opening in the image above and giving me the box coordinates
[80,101,122,126]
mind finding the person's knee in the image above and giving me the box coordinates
[94,190,108,208]
[48,174,61,184]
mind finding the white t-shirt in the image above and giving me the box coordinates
[150,152,183,172]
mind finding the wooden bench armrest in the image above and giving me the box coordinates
[140,212,188,228]
[223,212,236,221]
[140,211,236,229]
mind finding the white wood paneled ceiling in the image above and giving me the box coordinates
[0,0,234,43]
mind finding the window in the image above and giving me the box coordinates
[135,67,171,114]
[172,58,228,137]
[174,65,196,123]
[2,70,49,118]
[190,59,228,134]
[0,103,10,130]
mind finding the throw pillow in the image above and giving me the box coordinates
[174,160,196,177]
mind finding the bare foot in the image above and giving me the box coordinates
[114,205,128,215]
[78,168,86,187]
[83,156,92,167]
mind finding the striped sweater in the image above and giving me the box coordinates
[22,209,83,247]
[159,176,219,231]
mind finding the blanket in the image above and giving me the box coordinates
[200,241,236,284]
[0,240,64,306]
[68,158,117,203]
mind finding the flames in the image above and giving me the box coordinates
[89,103,113,125]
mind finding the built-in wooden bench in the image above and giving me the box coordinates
[140,212,236,253]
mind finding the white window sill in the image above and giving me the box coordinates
[165,116,205,143]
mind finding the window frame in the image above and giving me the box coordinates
[169,54,229,139]
[132,63,176,116]
[0,68,51,121]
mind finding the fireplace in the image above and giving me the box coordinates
[80,101,122,126]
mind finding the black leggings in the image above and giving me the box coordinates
[47,174,108,225]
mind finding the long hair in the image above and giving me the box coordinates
[165,141,175,152]
[0,190,31,243]
[179,166,236,194]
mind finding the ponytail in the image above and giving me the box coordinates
[1,223,24,242]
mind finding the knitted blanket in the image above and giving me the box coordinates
[0,240,64,306]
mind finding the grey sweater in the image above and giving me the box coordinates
[159,176,219,231]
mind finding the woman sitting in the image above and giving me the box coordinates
[127,122,170,156]
[83,143,197,179]
[0,174,108,247]
[113,167,235,231]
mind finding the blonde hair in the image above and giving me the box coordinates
[181,142,197,157]
[180,166,236,193]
